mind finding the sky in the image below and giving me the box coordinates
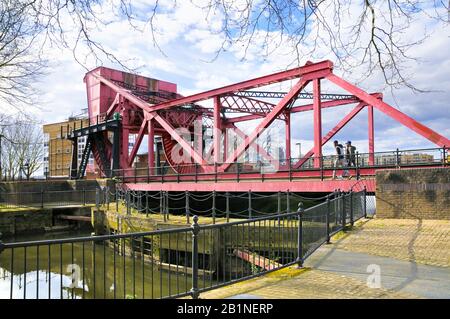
[26,1,450,158]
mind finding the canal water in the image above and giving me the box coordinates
[0,231,195,299]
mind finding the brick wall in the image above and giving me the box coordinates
[376,167,450,219]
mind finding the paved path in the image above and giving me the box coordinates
[305,246,450,299]
[200,218,450,299]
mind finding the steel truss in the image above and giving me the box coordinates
[68,60,449,189]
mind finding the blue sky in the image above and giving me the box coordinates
[23,1,450,157]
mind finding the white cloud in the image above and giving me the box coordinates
[11,0,448,156]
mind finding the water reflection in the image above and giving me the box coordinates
[0,233,194,299]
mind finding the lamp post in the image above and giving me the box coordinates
[296,142,302,158]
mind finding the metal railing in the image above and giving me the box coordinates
[0,189,369,299]
[109,187,340,223]
[0,189,97,209]
[110,147,449,183]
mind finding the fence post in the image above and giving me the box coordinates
[126,191,131,216]
[214,163,217,183]
[288,158,292,181]
[41,190,44,208]
[190,215,200,299]
[442,146,447,166]
[106,186,110,210]
[396,148,400,167]
[341,191,346,228]
[160,191,164,221]
[237,163,240,182]
[83,188,86,206]
[363,186,367,218]
[225,192,230,222]
[145,192,149,217]
[212,190,216,224]
[185,191,190,224]
[326,195,330,244]
[0,235,4,257]
[248,190,252,219]
[286,190,290,213]
[165,191,170,221]
[115,189,119,212]
[356,151,360,180]
[350,191,354,227]
[320,156,324,181]
[296,202,304,267]
[95,188,100,211]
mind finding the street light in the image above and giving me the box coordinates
[296,142,302,158]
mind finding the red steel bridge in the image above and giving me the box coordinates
[65,60,450,193]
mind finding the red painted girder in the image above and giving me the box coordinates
[221,95,286,119]
[231,124,278,165]
[233,249,281,270]
[124,178,376,193]
[313,79,322,168]
[293,102,366,169]
[128,120,147,167]
[368,105,375,165]
[96,75,208,167]
[145,60,333,112]
[221,79,310,171]
[106,93,120,117]
[225,94,378,124]
[150,112,209,167]
[327,74,450,147]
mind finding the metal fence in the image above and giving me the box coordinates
[0,189,368,299]
[110,146,448,182]
[108,187,339,223]
[0,189,97,209]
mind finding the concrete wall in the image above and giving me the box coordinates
[0,179,114,193]
[0,207,92,237]
[376,167,450,219]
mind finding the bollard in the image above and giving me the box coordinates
[190,215,200,299]
[296,202,304,268]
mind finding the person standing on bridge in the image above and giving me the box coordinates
[332,140,350,180]
[345,141,356,167]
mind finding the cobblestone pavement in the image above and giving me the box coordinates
[200,267,420,299]
[199,218,450,299]
[334,219,450,268]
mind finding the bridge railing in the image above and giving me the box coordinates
[0,190,368,299]
[110,147,448,183]
[0,189,97,210]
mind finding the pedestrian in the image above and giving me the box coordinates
[346,141,356,167]
[332,140,350,179]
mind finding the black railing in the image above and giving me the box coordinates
[0,189,97,209]
[0,190,368,299]
[110,187,349,223]
[111,147,449,184]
